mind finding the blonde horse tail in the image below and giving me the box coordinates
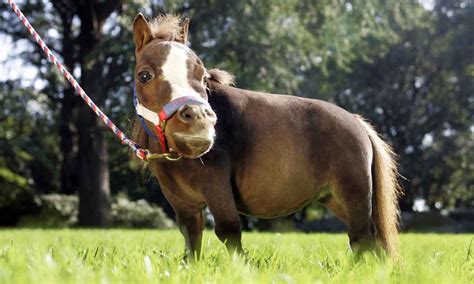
[357,116,402,257]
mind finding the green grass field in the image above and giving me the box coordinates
[0,229,472,283]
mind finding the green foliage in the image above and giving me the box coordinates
[0,81,59,194]
[184,0,411,95]
[0,171,37,225]
[0,167,29,207]
[0,230,472,283]
[0,81,58,224]
[333,0,473,209]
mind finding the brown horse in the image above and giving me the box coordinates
[131,14,401,259]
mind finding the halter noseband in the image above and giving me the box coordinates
[133,83,211,160]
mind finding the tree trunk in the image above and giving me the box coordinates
[59,89,79,195]
[77,62,111,226]
[75,0,122,226]
[77,107,111,226]
[59,35,79,195]
[53,2,80,195]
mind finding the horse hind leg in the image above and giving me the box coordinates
[323,174,376,255]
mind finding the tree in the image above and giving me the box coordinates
[333,0,473,210]
[0,80,57,224]
[0,0,133,226]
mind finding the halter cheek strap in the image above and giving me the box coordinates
[133,83,211,154]
[133,84,160,144]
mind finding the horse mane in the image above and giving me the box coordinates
[207,69,235,86]
[149,14,185,42]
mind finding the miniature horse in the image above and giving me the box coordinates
[131,14,401,258]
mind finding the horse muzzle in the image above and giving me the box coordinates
[168,104,216,158]
[169,131,215,158]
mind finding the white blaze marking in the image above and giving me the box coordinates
[161,43,200,100]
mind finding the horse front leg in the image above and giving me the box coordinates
[175,207,204,260]
[203,185,242,254]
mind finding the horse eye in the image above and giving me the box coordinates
[138,71,152,83]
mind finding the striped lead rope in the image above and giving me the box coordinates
[7,0,151,161]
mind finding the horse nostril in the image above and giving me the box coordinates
[178,105,215,124]
[183,111,192,120]
[178,105,198,123]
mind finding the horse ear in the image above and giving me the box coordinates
[133,13,153,52]
[178,18,190,44]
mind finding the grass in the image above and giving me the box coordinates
[0,229,472,283]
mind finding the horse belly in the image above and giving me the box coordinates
[234,166,325,218]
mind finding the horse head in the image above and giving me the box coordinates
[132,13,216,159]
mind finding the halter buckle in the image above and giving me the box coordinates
[141,150,182,161]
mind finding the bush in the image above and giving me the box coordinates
[0,166,39,225]
[111,197,174,228]
[18,194,174,228]
[17,194,78,227]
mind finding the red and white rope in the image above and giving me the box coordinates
[7,0,149,160]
